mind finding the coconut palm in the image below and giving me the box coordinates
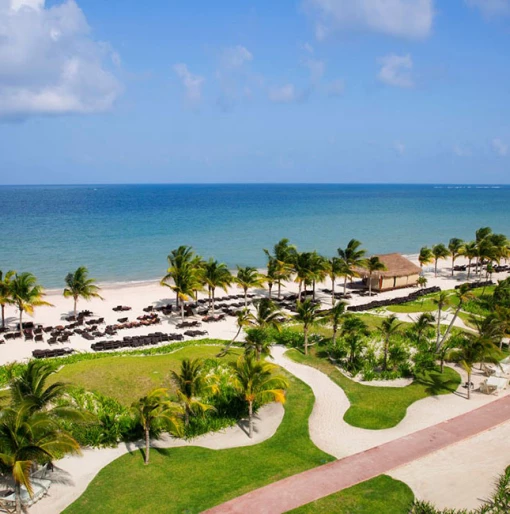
[364,256,387,296]
[294,298,323,355]
[462,241,478,280]
[263,239,297,299]
[9,272,53,331]
[131,388,183,464]
[63,266,103,317]
[217,308,252,357]
[475,227,493,274]
[418,246,433,269]
[243,327,273,361]
[447,334,501,399]
[0,269,15,330]
[230,356,288,438]
[0,403,81,514]
[251,298,285,331]
[161,261,201,320]
[417,275,428,288]
[337,239,367,294]
[162,246,199,308]
[341,315,369,369]
[293,252,314,302]
[324,301,347,347]
[265,257,278,300]
[431,244,450,277]
[327,258,342,305]
[202,259,232,315]
[235,266,265,307]
[432,291,450,351]
[378,314,402,371]
[308,251,328,301]
[448,238,464,276]
[411,312,435,348]
[171,359,215,427]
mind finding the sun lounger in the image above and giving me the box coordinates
[480,376,508,395]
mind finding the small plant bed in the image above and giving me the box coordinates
[64,373,335,514]
[288,474,414,514]
[286,348,461,430]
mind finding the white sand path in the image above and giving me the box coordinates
[29,403,284,514]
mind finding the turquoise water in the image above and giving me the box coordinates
[0,184,509,288]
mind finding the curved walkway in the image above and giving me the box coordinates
[205,395,510,514]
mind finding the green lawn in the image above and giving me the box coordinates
[286,349,461,429]
[289,475,414,514]
[64,371,335,514]
[51,345,240,406]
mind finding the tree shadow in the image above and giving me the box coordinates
[414,372,460,396]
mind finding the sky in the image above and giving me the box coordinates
[0,0,510,185]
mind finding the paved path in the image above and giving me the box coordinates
[205,389,510,514]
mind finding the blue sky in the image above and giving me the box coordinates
[1,0,510,184]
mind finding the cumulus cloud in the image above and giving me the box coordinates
[306,0,434,40]
[268,84,298,103]
[453,145,471,157]
[221,45,253,69]
[492,138,508,156]
[394,141,406,155]
[0,0,121,120]
[465,0,510,17]
[174,63,204,106]
[326,79,345,96]
[304,57,325,84]
[378,54,414,88]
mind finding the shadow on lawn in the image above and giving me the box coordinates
[413,372,460,397]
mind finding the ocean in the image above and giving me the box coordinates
[1,184,509,289]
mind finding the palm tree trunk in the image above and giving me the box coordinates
[15,482,21,514]
[1,304,4,329]
[298,281,302,303]
[208,287,212,313]
[144,428,150,464]
[244,288,248,308]
[439,305,461,350]
[436,307,442,350]
[368,273,372,296]
[331,276,335,305]
[467,259,472,279]
[344,276,347,295]
[435,259,438,277]
[278,280,282,299]
[19,308,23,332]
[248,401,253,438]
[181,302,184,321]
[304,326,308,355]
[467,370,471,400]
[212,289,215,316]
[383,340,388,371]
[332,326,337,347]
[185,408,190,427]
[451,256,455,276]
[176,291,179,308]
[268,283,273,299]
[74,297,78,318]
[312,280,316,301]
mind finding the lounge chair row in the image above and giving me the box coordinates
[91,332,184,352]
[32,347,75,359]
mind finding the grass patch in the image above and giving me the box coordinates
[286,349,461,430]
[289,474,414,514]
[51,345,241,406]
[64,372,334,514]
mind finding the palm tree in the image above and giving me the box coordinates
[293,252,314,302]
[294,298,323,355]
[324,301,347,347]
[230,356,288,438]
[411,312,435,348]
[0,269,15,330]
[161,261,201,320]
[9,272,53,331]
[63,266,103,317]
[171,359,215,427]
[327,258,341,305]
[131,388,183,464]
[462,241,478,280]
[251,298,285,331]
[217,308,252,357]
[431,244,450,277]
[235,266,265,307]
[433,291,449,351]
[341,315,369,369]
[308,251,328,301]
[203,259,232,315]
[243,327,273,361]
[447,334,501,399]
[337,239,367,294]
[418,246,433,269]
[448,238,464,276]
[264,257,277,300]
[263,239,297,299]
[417,275,428,288]
[475,227,492,275]
[378,314,402,371]
[162,246,200,309]
[0,403,81,514]
[364,256,387,296]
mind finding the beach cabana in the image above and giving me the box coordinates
[357,253,422,292]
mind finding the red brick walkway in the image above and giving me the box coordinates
[205,394,510,514]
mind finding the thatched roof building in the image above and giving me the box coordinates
[356,253,421,292]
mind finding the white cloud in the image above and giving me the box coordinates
[221,45,253,69]
[453,145,471,157]
[492,138,508,156]
[326,79,345,96]
[304,57,325,84]
[174,63,204,106]
[465,0,510,17]
[394,141,405,155]
[268,84,298,103]
[0,0,121,120]
[306,0,434,40]
[378,54,414,88]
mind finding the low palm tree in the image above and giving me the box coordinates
[294,299,323,355]
[203,259,232,315]
[263,239,297,299]
[251,298,285,331]
[417,275,428,288]
[0,403,81,514]
[378,314,402,371]
[462,241,478,280]
[10,272,53,331]
[161,261,201,320]
[364,256,387,296]
[0,269,15,330]
[217,308,252,356]
[411,312,435,348]
[337,239,366,295]
[448,238,464,276]
[324,301,347,347]
[341,315,369,369]
[432,244,450,277]
[418,246,433,269]
[131,388,183,465]
[243,327,273,361]
[231,356,288,438]
[171,359,215,427]
[63,266,103,317]
[235,266,265,307]
[433,291,450,351]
